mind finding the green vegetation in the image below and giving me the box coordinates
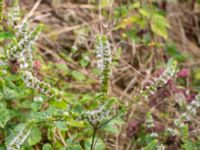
[0,0,200,149]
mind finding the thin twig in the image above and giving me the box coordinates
[22,0,42,23]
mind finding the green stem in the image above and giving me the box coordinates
[90,127,97,150]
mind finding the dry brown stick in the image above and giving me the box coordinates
[47,24,84,37]
[120,59,146,78]
[56,129,67,147]
[60,3,95,9]
[22,0,42,23]
[47,18,102,37]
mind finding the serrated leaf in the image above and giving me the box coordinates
[3,87,21,100]
[118,16,139,29]
[0,32,14,40]
[100,0,112,7]
[68,120,85,128]
[42,143,53,150]
[102,117,124,134]
[182,140,195,150]
[151,13,170,39]
[139,8,149,17]
[31,102,42,111]
[28,127,41,145]
[65,145,82,150]
[71,71,86,81]
[165,42,187,62]
[143,139,158,150]
[0,105,10,128]
[85,138,105,150]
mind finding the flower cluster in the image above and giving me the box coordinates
[6,110,72,150]
[7,123,33,150]
[166,127,177,137]
[146,112,154,128]
[157,144,165,150]
[186,94,200,116]
[177,68,189,78]
[96,36,112,93]
[3,21,66,102]
[7,0,20,26]
[0,0,4,22]
[173,94,200,132]
[7,23,43,65]
[83,103,111,126]
[145,112,157,138]
[22,71,63,101]
[159,94,200,139]
[78,96,111,125]
[135,60,177,102]
[150,132,158,137]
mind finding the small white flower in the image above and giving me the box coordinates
[96,37,112,87]
[175,93,186,106]
[187,105,196,115]
[33,96,43,102]
[191,100,200,108]
[146,113,154,128]
[191,108,196,115]
[63,112,69,116]
[150,132,158,137]
[2,69,7,74]
[157,144,165,150]
[179,123,185,128]
[7,124,32,150]
[174,118,181,126]
[166,128,177,136]
[186,105,193,111]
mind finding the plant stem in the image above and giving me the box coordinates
[90,127,97,150]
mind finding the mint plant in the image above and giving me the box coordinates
[0,0,200,150]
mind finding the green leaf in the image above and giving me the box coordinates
[180,124,189,141]
[151,13,170,39]
[21,100,32,109]
[65,145,82,150]
[118,16,140,29]
[31,102,42,111]
[165,42,187,62]
[28,127,42,145]
[42,143,53,150]
[3,87,21,100]
[132,2,140,8]
[182,140,196,150]
[102,117,124,134]
[0,105,10,128]
[50,100,67,109]
[71,71,86,81]
[0,145,6,150]
[55,121,68,131]
[100,0,112,7]
[85,138,105,150]
[139,8,149,17]
[80,57,89,68]
[0,32,14,40]
[55,63,69,75]
[5,74,20,82]
[143,139,158,150]
[68,119,85,128]
[0,92,3,101]
[80,94,93,103]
